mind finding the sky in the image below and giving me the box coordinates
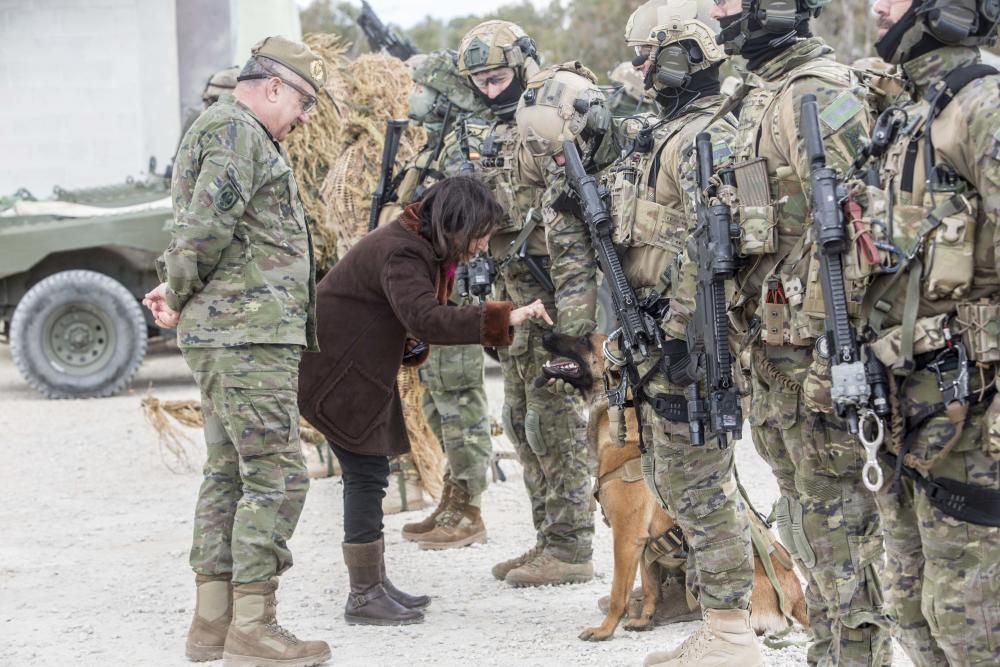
[299,0,555,29]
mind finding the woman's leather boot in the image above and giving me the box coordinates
[342,540,424,625]
[375,536,431,609]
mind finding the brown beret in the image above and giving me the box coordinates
[251,35,326,93]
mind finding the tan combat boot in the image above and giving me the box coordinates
[401,482,452,542]
[186,574,232,662]
[222,579,331,667]
[505,552,593,587]
[598,578,701,625]
[643,608,763,667]
[491,545,543,581]
[416,485,487,551]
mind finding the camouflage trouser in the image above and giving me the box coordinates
[496,264,593,563]
[420,344,492,498]
[749,344,892,667]
[181,344,309,585]
[637,356,754,610]
[875,366,1000,666]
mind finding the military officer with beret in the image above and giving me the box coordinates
[144,35,331,667]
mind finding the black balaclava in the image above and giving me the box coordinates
[875,1,946,64]
[481,78,524,121]
[717,12,813,72]
[653,64,723,118]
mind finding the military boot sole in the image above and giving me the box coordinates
[222,646,331,667]
[186,642,224,662]
[344,612,425,626]
[506,573,594,588]
[417,530,487,551]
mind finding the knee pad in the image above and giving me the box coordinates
[524,409,546,456]
[773,495,816,569]
[502,403,522,448]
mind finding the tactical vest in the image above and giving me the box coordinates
[862,70,1000,373]
[732,58,872,346]
[606,110,716,291]
[474,120,534,233]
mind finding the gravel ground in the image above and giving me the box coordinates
[0,341,913,666]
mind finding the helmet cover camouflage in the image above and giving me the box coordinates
[515,62,610,158]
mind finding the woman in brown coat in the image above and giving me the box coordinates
[299,177,550,626]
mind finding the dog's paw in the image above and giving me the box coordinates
[623,616,655,632]
[578,626,615,642]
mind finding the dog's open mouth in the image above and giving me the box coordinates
[535,356,584,388]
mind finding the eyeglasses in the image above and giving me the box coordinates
[634,45,654,59]
[244,61,317,113]
[470,69,513,90]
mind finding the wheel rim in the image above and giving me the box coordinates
[41,304,116,375]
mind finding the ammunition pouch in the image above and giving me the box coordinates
[732,158,777,256]
[956,300,1000,363]
[923,190,977,301]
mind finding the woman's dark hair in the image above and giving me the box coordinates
[416,176,503,263]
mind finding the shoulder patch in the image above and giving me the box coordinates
[712,141,733,166]
[214,182,240,212]
[819,92,864,132]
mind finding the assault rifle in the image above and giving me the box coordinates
[561,140,661,409]
[801,94,890,490]
[368,119,409,232]
[357,1,419,61]
[685,132,743,448]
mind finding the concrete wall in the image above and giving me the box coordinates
[0,0,300,198]
[0,0,181,195]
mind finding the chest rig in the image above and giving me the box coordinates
[475,120,533,233]
[863,65,1000,375]
[731,59,866,346]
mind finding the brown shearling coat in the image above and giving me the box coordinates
[299,207,513,457]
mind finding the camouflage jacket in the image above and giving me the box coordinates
[603,96,735,341]
[475,119,598,336]
[726,38,873,347]
[864,47,1000,365]
[157,95,317,350]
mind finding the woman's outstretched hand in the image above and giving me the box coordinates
[509,299,554,327]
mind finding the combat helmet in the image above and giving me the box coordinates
[875,0,1000,65]
[715,0,834,56]
[458,20,540,118]
[635,1,726,93]
[201,66,239,107]
[515,62,610,160]
[406,49,479,130]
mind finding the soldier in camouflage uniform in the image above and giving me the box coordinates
[456,21,600,587]
[860,2,1000,664]
[703,2,893,665]
[589,2,760,663]
[373,50,496,551]
[144,37,330,667]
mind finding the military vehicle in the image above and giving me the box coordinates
[0,171,172,399]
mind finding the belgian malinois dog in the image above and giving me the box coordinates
[538,331,808,642]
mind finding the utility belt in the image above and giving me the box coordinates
[880,449,1000,528]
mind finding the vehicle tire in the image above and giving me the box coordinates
[10,270,148,399]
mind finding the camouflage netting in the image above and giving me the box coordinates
[396,366,446,501]
[286,37,426,268]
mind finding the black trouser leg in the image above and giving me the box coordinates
[329,442,389,544]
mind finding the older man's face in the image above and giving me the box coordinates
[873,0,914,38]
